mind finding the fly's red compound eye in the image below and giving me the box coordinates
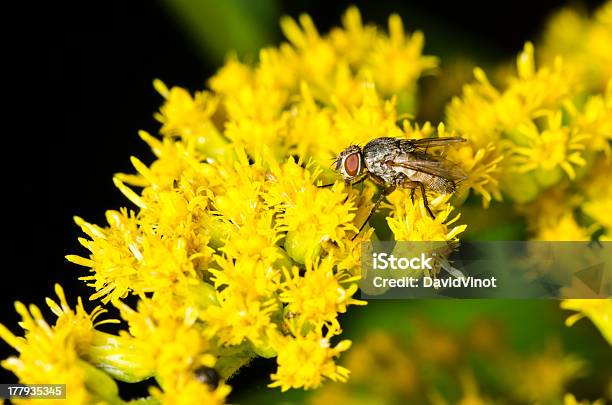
[344,153,361,177]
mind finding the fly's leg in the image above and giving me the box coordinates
[400,180,435,219]
[352,186,395,240]
[316,172,369,189]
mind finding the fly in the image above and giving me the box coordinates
[332,137,467,232]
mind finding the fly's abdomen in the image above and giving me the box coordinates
[413,172,456,194]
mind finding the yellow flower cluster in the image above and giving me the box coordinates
[541,2,612,92]
[0,285,122,405]
[525,14,612,243]
[449,43,598,204]
[0,7,474,402]
[534,2,611,354]
[0,3,609,403]
[446,1,612,347]
[208,6,438,166]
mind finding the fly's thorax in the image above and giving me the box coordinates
[363,138,403,184]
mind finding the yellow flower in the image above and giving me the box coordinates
[570,81,612,158]
[541,1,612,91]
[268,329,352,391]
[563,393,606,405]
[331,83,402,152]
[520,153,611,241]
[561,299,612,345]
[153,79,228,159]
[535,212,594,242]
[448,42,578,141]
[446,67,501,148]
[369,14,439,96]
[329,6,378,67]
[68,196,214,304]
[279,181,357,264]
[0,285,120,405]
[67,210,141,303]
[509,342,585,403]
[344,331,418,397]
[278,7,438,103]
[385,192,467,242]
[447,142,503,208]
[508,111,588,181]
[581,158,612,232]
[205,6,437,164]
[150,377,231,405]
[154,79,217,136]
[202,290,278,350]
[502,42,578,122]
[116,296,216,377]
[280,13,338,85]
[279,256,365,333]
[208,56,252,96]
[430,122,503,208]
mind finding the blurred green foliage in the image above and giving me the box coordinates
[161,0,279,65]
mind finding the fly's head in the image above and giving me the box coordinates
[334,145,365,185]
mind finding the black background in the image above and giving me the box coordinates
[1,0,603,398]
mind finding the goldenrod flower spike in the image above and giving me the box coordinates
[3,7,463,398]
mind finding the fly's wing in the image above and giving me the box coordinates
[389,151,468,181]
[400,137,466,153]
